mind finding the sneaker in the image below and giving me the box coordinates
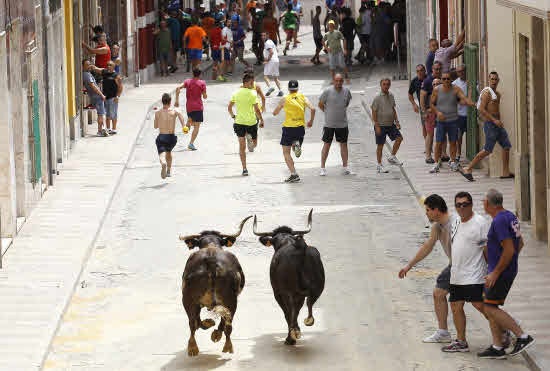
[442,340,469,353]
[441,155,451,162]
[425,157,435,164]
[509,336,535,356]
[319,168,327,176]
[277,91,284,97]
[456,155,461,163]
[423,330,451,343]
[284,174,300,183]
[246,133,254,152]
[166,170,171,177]
[450,161,459,172]
[110,129,117,135]
[429,164,440,173]
[188,143,197,151]
[342,167,354,175]
[100,129,109,137]
[293,141,302,158]
[477,345,507,359]
[242,169,249,176]
[266,87,275,96]
[387,155,403,166]
[161,163,167,179]
[377,164,389,173]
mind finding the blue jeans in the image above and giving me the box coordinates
[483,121,512,152]
[435,119,458,143]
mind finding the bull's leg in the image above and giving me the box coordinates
[304,295,318,326]
[289,295,305,341]
[274,293,294,345]
[222,302,237,353]
[211,319,225,343]
[185,304,201,357]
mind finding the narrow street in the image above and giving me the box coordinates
[41,39,529,370]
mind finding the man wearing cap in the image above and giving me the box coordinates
[323,19,349,82]
[273,80,316,183]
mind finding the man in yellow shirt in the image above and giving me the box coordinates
[228,74,264,176]
[273,80,316,183]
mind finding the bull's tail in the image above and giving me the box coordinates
[211,305,232,325]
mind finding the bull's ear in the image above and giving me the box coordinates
[184,239,199,250]
[224,237,236,247]
[259,236,272,247]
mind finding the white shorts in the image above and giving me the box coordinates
[328,52,345,70]
[264,61,280,77]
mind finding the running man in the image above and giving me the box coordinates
[209,20,225,81]
[154,93,186,179]
[262,32,283,97]
[175,69,207,151]
[279,3,298,56]
[460,71,514,181]
[311,5,323,65]
[221,18,233,78]
[273,80,316,183]
[184,19,207,70]
[318,73,352,176]
[228,74,264,176]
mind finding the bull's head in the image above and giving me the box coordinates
[253,209,313,247]
[179,216,252,249]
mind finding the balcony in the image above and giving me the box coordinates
[496,0,550,18]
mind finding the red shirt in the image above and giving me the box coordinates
[95,43,111,68]
[184,78,206,112]
[209,27,222,50]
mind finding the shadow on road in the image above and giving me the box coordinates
[161,351,229,371]
[249,332,324,365]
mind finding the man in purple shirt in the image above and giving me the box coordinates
[434,30,465,73]
[477,189,535,359]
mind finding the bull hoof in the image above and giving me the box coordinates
[290,328,301,340]
[187,339,199,357]
[222,339,234,353]
[304,316,315,326]
[285,336,297,345]
[211,329,223,343]
[201,318,216,329]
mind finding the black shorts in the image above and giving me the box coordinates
[375,125,402,145]
[449,284,484,302]
[280,126,305,146]
[435,265,451,291]
[314,36,323,50]
[156,134,178,154]
[484,275,515,306]
[233,123,258,139]
[345,37,354,51]
[188,110,204,123]
[322,127,348,143]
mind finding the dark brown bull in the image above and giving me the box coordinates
[253,210,325,345]
[179,216,251,356]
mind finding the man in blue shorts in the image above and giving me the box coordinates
[477,189,534,359]
[371,78,403,173]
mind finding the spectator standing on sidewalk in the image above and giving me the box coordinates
[311,6,323,65]
[102,61,123,135]
[434,31,465,73]
[318,73,352,176]
[184,19,207,70]
[262,32,283,97]
[82,34,111,70]
[441,191,489,353]
[82,59,107,137]
[425,38,438,77]
[371,78,403,174]
[460,72,514,181]
[167,11,182,73]
[111,42,122,74]
[221,18,233,77]
[273,80,316,183]
[228,74,264,176]
[154,20,172,77]
[209,20,225,81]
[231,17,250,69]
[429,71,474,174]
[323,20,349,82]
[251,1,266,66]
[340,7,356,67]
[477,189,535,359]
[453,64,468,162]
[175,69,207,151]
[355,4,372,64]
[398,194,457,344]
[408,64,431,162]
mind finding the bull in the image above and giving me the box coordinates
[253,210,325,345]
[179,216,252,356]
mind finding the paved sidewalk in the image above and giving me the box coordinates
[363,68,550,370]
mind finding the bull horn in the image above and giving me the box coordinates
[293,209,313,235]
[179,234,201,241]
[252,215,272,237]
[221,215,253,239]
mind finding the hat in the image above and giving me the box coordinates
[328,20,335,25]
[288,80,299,91]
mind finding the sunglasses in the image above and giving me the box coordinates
[455,202,472,208]
[442,77,451,80]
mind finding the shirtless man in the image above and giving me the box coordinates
[459,71,513,181]
[154,93,186,179]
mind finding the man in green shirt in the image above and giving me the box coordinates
[228,74,264,176]
[323,20,349,82]
[154,20,172,77]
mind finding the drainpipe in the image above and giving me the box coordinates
[41,1,54,186]
[480,0,487,86]
[134,0,140,87]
